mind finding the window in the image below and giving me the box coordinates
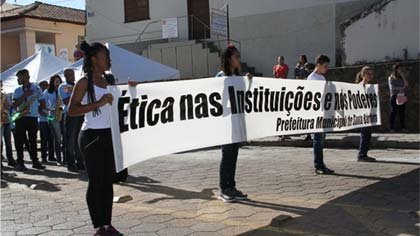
[124,0,150,22]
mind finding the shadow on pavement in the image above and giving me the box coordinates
[237,168,420,236]
[0,161,87,191]
[121,175,216,203]
[238,200,311,215]
[331,173,386,181]
[374,160,420,166]
[19,164,88,181]
[1,173,61,192]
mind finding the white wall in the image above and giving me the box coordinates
[343,0,420,64]
[86,0,188,44]
[87,0,399,77]
[209,0,355,17]
[86,0,356,44]
[225,3,338,76]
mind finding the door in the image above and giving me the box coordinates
[187,0,210,40]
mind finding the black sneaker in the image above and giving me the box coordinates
[315,167,335,175]
[48,157,57,162]
[357,156,376,162]
[32,162,46,170]
[15,163,28,171]
[93,227,106,236]
[232,188,248,200]
[106,225,123,236]
[42,159,49,164]
[218,189,236,203]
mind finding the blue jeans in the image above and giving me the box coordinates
[48,120,62,161]
[358,127,372,157]
[313,133,325,169]
[1,123,14,163]
[220,143,239,190]
[39,122,51,160]
[65,114,84,168]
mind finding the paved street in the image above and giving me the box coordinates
[252,133,420,150]
[1,146,419,236]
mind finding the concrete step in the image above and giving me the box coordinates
[250,133,420,150]
[149,40,198,49]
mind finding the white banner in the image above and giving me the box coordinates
[109,77,381,172]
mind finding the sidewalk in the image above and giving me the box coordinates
[1,147,419,236]
[251,133,420,150]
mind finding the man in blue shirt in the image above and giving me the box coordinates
[12,69,46,171]
[59,68,84,172]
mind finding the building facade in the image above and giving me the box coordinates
[86,0,419,77]
[1,2,86,71]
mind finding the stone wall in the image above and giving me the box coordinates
[327,60,419,133]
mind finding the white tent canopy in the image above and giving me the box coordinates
[45,43,180,84]
[51,58,84,82]
[106,43,180,83]
[2,44,181,93]
[0,49,71,93]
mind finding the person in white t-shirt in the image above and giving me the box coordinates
[307,55,335,175]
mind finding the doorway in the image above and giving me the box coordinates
[187,0,210,40]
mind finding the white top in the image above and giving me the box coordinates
[81,85,111,130]
[307,71,326,81]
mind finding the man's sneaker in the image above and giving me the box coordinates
[48,157,57,162]
[15,163,28,171]
[315,167,335,175]
[105,225,123,236]
[358,156,376,162]
[32,162,46,170]
[42,159,49,164]
[232,188,248,200]
[218,189,236,203]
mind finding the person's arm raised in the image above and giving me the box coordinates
[68,78,113,117]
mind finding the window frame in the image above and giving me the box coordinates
[124,0,150,23]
